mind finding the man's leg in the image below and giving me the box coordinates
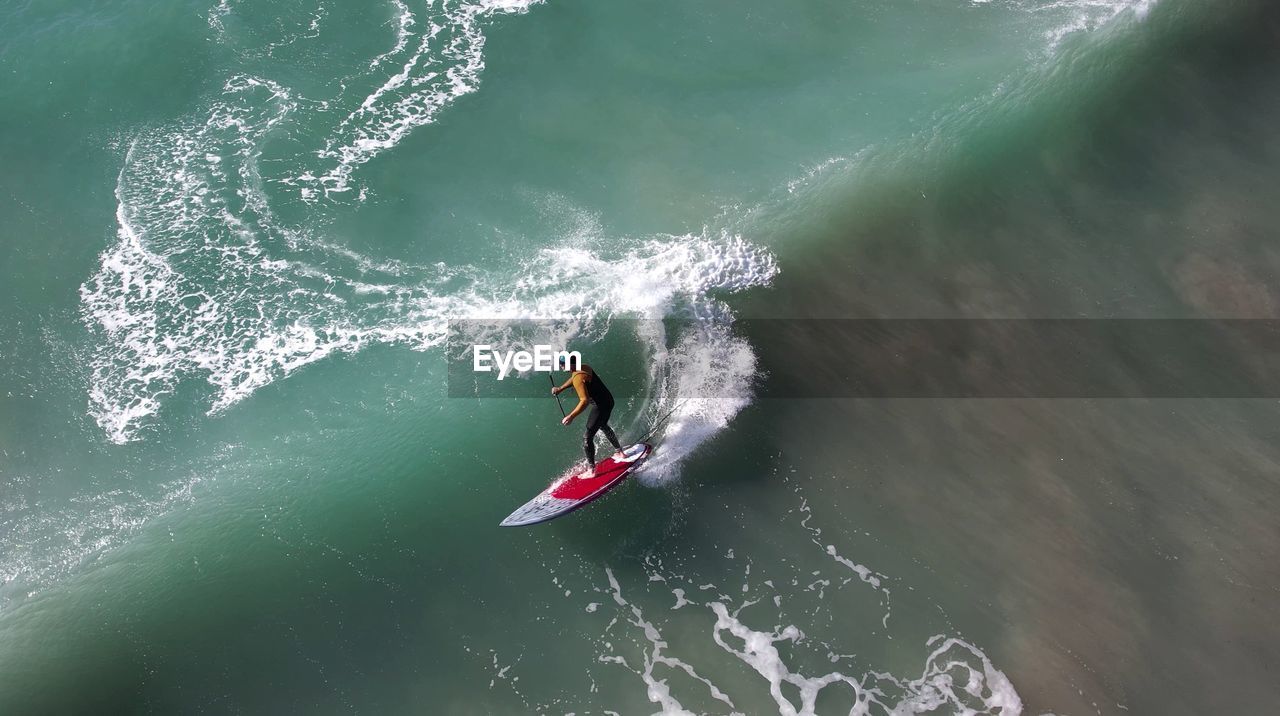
[596,401,623,456]
[583,405,602,469]
[601,424,622,452]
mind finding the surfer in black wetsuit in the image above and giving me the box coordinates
[552,355,623,469]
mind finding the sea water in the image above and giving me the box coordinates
[3,0,1280,712]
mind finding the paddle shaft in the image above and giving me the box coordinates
[549,373,566,418]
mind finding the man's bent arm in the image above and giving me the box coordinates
[565,374,590,421]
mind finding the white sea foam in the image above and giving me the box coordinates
[84,0,781,458]
[712,604,1025,715]
[1002,0,1162,52]
[604,568,738,715]
[208,0,235,38]
[502,475,1033,714]
[635,324,764,486]
[963,0,1160,53]
[786,156,850,194]
[369,0,417,72]
[0,472,205,612]
[594,561,1026,716]
[293,0,544,200]
[83,168,777,444]
[80,75,300,442]
[207,0,541,200]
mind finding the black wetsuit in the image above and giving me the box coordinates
[581,369,622,467]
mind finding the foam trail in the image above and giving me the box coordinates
[1005,0,1162,53]
[208,0,234,38]
[81,0,777,445]
[82,203,776,443]
[602,568,737,716]
[1,472,205,612]
[85,0,776,448]
[712,603,1025,715]
[369,0,416,71]
[298,0,545,201]
[589,564,1026,716]
[710,601,864,715]
[80,76,302,443]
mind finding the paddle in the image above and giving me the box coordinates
[549,372,566,418]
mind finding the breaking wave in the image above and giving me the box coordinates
[80,0,779,449]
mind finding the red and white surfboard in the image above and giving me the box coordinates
[500,443,652,527]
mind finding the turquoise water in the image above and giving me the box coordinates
[4,0,1280,712]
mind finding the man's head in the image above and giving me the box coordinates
[556,352,581,371]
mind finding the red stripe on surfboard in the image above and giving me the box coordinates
[549,444,650,501]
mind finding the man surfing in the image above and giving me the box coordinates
[499,357,650,526]
[551,355,624,471]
